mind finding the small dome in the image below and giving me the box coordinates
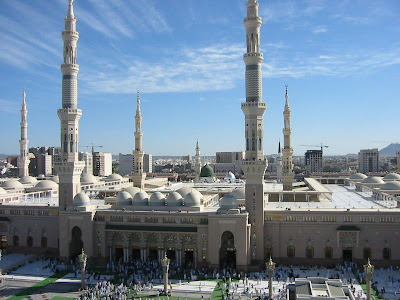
[81,174,98,184]
[220,194,238,209]
[350,173,367,180]
[362,176,384,184]
[225,172,236,180]
[184,191,201,206]
[166,192,183,206]
[124,186,141,198]
[149,192,165,206]
[1,180,24,189]
[117,191,132,205]
[73,192,91,207]
[200,164,215,178]
[49,176,59,183]
[19,176,38,184]
[35,180,58,189]
[230,187,245,199]
[132,191,149,205]
[383,173,400,181]
[0,187,7,195]
[380,181,400,191]
[176,187,203,199]
[105,174,123,181]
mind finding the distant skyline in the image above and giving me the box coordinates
[0,0,399,156]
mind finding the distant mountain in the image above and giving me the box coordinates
[379,143,400,157]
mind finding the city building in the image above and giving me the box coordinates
[79,152,93,176]
[93,152,112,177]
[118,153,133,176]
[143,154,153,174]
[212,151,244,175]
[358,149,379,173]
[306,150,323,174]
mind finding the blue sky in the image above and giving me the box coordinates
[0,0,399,156]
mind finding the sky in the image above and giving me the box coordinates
[0,0,399,156]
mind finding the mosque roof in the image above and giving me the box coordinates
[117,191,132,205]
[81,174,97,184]
[230,187,245,199]
[105,174,123,181]
[200,164,215,178]
[225,172,236,180]
[19,176,38,184]
[49,176,59,183]
[361,176,384,184]
[35,180,58,189]
[184,191,201,207]
[133,191,149,205]
[383,173,400,181]
[166,191,183,206]
[349,173,367,180]
[0,187,7,195]
[73,192,91,207]
[124,186,141,198]
[149,192,165,206]
[220,194,239,209]
[380,181,400,191]
[1,180,24,189]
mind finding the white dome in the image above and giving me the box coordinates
[149,192,165,206]
[132,191,149,205]
[225,172,236,180]
[117,191,132,205]
[1,180,24,189]
[81,174,98,184]
[350,173,367,180]
[362,176,384,184]
[184,191,201,206]
[176,187,203,199]
[0,187,7,195]
[380,181,400,191]
[35,180,58,189]
[73,192,91,207]
[166,192,183,206]
[49,176,59,183]
[383,173,400,181]
[105,174,123,181]
[220,194,238,209]
[19,176,38,184]
[230,188,245,199]
[124,187,141,198]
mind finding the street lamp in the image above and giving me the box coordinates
[364,258,374,300]
[78,248,88,290]
[161,253,170,294]
[266,256,276,299]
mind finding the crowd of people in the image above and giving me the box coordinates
[78,281,130,300]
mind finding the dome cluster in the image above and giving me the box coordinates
[115,187,203,207]
[81,174,98,184]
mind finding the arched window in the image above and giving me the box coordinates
[363,247,371,260]
[325,246,333,259]
[41,237,48,248]
[383,248,391,260]
[27,236,33,247]
[287,246,295,257]
[13,235,19,246]
[306,246,314,258]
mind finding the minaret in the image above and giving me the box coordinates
[241,0,268,265]
[282,85,294,191]
[194,140,201,183]
[17,89,30,177]
[54,0,85,209]
[132,91,146,189]
[276,141,282,183]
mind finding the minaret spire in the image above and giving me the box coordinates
[132,91,146,189]
[17,88,30,177]
[282,85,294,192]
[194,139,201,183]
[54,0,85,211]
[241,0,268,265]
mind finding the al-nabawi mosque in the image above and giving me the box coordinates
[1,0,400,271]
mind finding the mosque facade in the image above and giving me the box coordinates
[0,0,400,271]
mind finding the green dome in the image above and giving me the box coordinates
[200,164,215,178]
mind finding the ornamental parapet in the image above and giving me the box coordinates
[241,102,266,108]
[244,53,263,59]
[62,31,79,38]
[244,16,262,25]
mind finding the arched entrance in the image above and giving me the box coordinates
[70,226,83,259]
[219,231,236,269]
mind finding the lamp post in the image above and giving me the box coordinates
[161,253,170,294]
[364,258,374,300]
[78,249,88,290]
[0,249,2,276]
[266,256,276,299]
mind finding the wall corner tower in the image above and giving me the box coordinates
[241,0,268,265]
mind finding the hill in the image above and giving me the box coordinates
[379,143,400,157]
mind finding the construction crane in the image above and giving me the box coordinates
[299,143,329,153]
[81,143,103,154]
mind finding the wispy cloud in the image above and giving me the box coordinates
[0,99,18,113]
[312,25,327,35]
